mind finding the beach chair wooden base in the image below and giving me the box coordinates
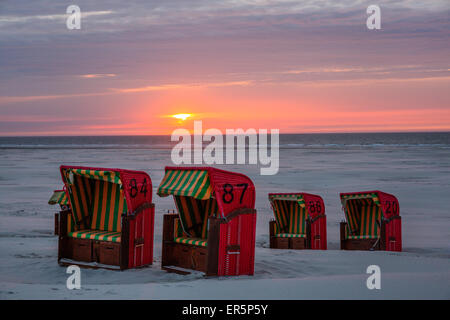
[69,238,93,262]
[291,237,307,249]
[269,220,309,249]
[161,209,256,276]
[269,236,307,249]
[271,237,289,249]
[57,203,154,270]
[161,214,218,276]
[59,239,122,267]
[162,242,208,273]
[59,233,124,268]
[340,238,381,250]
[340,221,384,251]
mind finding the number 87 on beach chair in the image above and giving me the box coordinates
[157,166,257,276]
[56,166,155,269]
[269,193,327,250]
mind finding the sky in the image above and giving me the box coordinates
[0,0,449,136]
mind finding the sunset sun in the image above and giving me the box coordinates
[171,113,192,121]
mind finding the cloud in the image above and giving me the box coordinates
[0,80,252,104]
[1,72,449,106]
[0,92,109,104]
[79,73,116,79]
[112,80,252,93]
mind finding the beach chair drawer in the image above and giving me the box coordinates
[273,237,289,249]
[173,244,192,269]
[94,241,120,266]
[290,237,306,249]
[70,238,92,262]
[344,239,378,250]
[191,246,207,271]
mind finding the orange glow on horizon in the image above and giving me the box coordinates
[1,74,449,136]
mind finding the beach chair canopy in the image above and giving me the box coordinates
[157,166,255,241]
[340,190,399,239]
[60,166,152,231]
[48,190,69,206]
[269,193,324,237]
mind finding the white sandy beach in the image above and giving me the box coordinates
[1,141,449,299]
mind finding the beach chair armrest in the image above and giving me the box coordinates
[127,202,154,219]
[58,210,71,237]
[162,213,178,242]
[340,221,347,243]
[311,214,326,223]
[384,215,401,223]
[222,208,256,223]
[269,220,276,238]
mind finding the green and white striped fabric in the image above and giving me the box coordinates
[341,193,381,238]
[358,205,381,238]
[174,237,208,247]
[173,196,218,239]
[89,179,127,232]
[341,193,380,206]
[346,234,379,240]
[269,194,306,207]
[275,233,306,238]
[61,168,126,232]
[174,196,205,238]
[344,204,381,239]
[172,198,217,247]
[48,190,69,206]
[288,203,306,234]
[64,172,94,229]
[270,195,307,237]
[68,229,121,243]
[68,168,122,184]
[174,218,187,238]
[157,169,212,200]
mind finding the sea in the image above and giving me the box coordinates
[1,132,449,150]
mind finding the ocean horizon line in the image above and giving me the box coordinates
[1,130,450,138]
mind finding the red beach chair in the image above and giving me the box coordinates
[56,165,155,269]
[158,166,257,276]
[340,190,402,251]
[269,193,327,250]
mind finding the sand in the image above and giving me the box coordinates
[0,143,449,299]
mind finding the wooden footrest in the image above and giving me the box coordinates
[162,265,192,275]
